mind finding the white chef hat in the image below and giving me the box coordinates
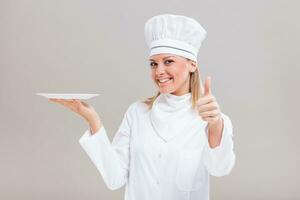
[144,14,207,62]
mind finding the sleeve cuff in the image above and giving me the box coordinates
[205,112,233,153]
[78,126,111,146]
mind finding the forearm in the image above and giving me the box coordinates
[78,126,128,190]
[202,113,236,176]
[207,117,224,148]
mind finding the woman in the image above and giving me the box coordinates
[50,14,235,200]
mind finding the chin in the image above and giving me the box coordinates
[159,87,175,94]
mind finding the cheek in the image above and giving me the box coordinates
[173,68,189,83]
[151,71,156,80]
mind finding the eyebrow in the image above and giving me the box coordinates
[149,56,174,62]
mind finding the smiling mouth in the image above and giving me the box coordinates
[157,77,173,86]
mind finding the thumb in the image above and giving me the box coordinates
[204,76,212,96]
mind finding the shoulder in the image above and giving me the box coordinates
[126,99,149,114]
[122,99,149,123]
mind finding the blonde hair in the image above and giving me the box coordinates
[142,58,204,110]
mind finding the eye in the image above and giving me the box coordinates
[150,62,157,68]
[165,59,174,65]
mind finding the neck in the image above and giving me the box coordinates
[168,88,191,96]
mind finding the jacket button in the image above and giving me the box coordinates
[158,153,162,158]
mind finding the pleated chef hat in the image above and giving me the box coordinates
[144,14,207,62]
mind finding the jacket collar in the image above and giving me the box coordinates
[149,92,205,142]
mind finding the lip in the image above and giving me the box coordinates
[157,78,173,86]
[156,77,173,81]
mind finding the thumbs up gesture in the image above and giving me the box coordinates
[196,76,222,126]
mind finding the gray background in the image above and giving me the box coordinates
[1,0,299,199]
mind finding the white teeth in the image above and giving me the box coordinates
[159,79,170,83]
[158,78,172,83]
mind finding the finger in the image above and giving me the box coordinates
[198,110,219,118]
[71,99,89,110]
[48,99,79,114]
[62,100,80,112]
[80,101,91,108]
[196,95,215,106]
[49,98,59,103]
[73,99,83,105]
[52,99,65,105]
[204,76,212,96]
[202,116,212,120]
[197,101,218,113]
[67,99,81,108]
[204,116,222,124]
[202,116,215,123]
[56,99,76,108]
[71,100,83,110]
[199,76,205,98]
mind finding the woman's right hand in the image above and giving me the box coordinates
[48,99,102,133]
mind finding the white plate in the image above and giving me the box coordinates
[36,93,100,100]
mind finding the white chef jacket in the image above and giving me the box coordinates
[79,92,235,200]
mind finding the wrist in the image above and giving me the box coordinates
[88,117,101,127]
[88,118,102,134]
[208,116,223,130]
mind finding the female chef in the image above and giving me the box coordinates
[49,14,236,200]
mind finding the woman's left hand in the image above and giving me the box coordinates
[196,76,222,126]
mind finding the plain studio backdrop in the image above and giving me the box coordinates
[1,0,299,199]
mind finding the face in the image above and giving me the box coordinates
[149,53,197,96]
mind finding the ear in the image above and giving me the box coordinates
[189,60,198,73]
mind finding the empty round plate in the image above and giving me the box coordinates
[36,93,100,100]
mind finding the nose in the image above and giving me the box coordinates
[155,63,166,75]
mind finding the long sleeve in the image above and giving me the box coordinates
[78,103,135,190]
[202,112,236,177]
